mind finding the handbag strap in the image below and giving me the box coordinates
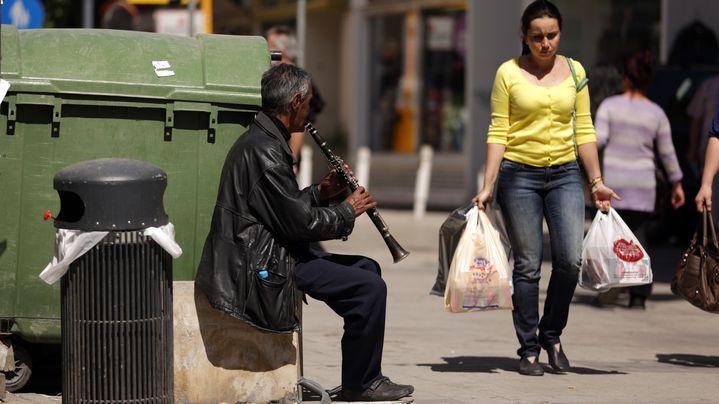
[702,208,719,249]
[567,58,589,92]
[567,57,588,160]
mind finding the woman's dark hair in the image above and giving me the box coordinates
[623,50,654,91]
[520,0,563,55]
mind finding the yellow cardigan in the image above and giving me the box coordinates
[486,56,596,167]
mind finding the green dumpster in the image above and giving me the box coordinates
[0,25,268,390]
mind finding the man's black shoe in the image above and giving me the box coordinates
[546,343,570,372]
[518,356,544,376]
[341,376,414,401]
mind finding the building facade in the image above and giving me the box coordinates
[253,0,719,209]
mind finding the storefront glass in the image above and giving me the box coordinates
[368,13,405,152]
[421,8,466,152]
[367,6,467,153]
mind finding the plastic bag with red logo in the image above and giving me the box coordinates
[444,206,513,313]
[579,208,652,292]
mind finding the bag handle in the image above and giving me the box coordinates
[702,208,719,249]
[567,57,589,92]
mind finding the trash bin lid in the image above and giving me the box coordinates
[1,25,267,105]
[53,158,169,231]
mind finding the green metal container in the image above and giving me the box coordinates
[0,26,268,345]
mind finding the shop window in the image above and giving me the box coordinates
[368,13,405,152]
[421,8,466,152]
[367,8,466,154]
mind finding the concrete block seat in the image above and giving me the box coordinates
[173,281,299,403]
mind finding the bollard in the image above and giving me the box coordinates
[413,145,433,220]
[298,144,313,189]
[355,146,371,191]
[54,158,174,404]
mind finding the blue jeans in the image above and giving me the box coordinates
[497,159,585,359]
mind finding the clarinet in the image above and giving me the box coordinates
[306,123,410,263]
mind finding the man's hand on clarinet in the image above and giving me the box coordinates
[318,164,352,200]
[345,186,377,217]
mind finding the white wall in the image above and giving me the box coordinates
[662,0,719,63]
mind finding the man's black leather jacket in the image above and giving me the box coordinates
[195,112,355,332]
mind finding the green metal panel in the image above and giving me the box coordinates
[0,26,268,343]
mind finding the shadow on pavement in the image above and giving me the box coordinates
[417,356,626,375]
[572,289,682,309]
[656,353,719,367]
[417,356,516,373]
[15,344,61,396]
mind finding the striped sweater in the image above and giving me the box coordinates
[595,95,683,212]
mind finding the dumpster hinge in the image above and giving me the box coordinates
[164,103,174,142]
[5,95,16,136]
[51,98,62,138]
[207,106,218,144]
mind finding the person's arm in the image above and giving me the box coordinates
[671,181,686,210]
[474,65,509,209]
[474,143,506,209]
[577,142,620,212]
[655,111,685,209]
[248,164,355,241]
[696,136,719,212]
[572,61,620,211]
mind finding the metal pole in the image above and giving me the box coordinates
[83,0,94,28]
[188,0,197,37]
[296,0,306,68]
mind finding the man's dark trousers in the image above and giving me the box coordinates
[293,249,386,392]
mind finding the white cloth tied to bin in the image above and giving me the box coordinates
[40,223,182,285]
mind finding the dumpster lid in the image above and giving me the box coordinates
[0,25,267,106]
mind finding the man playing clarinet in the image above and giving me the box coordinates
[195,63,414,402]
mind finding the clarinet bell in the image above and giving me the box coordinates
[385,234,410,263]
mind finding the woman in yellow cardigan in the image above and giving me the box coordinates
[474,0,619,376]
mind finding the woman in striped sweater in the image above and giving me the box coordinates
[595,51,685,309]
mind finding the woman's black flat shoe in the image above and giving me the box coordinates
[518,356,544,376]
[546,343,570,372]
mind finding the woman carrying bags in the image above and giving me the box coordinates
[474,0,619,376]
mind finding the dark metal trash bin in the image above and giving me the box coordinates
[54,158,173,404]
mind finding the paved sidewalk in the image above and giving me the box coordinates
[7,209,719,403]
[301,209,719,404]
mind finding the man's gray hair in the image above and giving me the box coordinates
[265,25,298,63]
[261,64,311,115]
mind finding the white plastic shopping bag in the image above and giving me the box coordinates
[444,206,513,312]
[40,223,183,285]
[579,208,652,292]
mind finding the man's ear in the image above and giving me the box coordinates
[291,93,303,112]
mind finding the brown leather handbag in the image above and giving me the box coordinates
[671,209,719,313]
